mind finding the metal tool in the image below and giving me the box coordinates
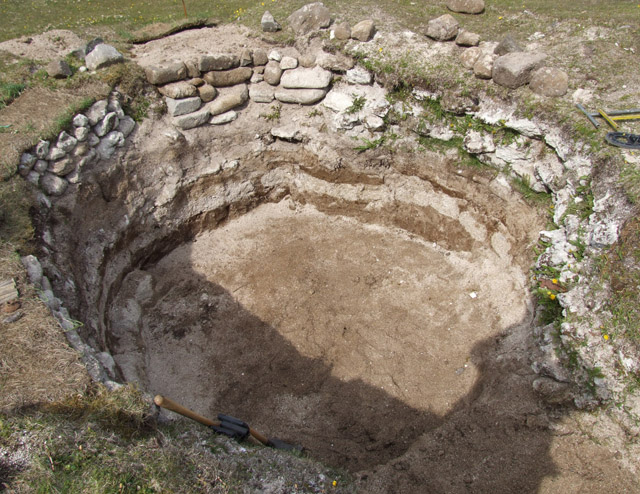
[154,395,302,451]
[576,105,640,129]
[598,109,619,130]
[605,132,640,149]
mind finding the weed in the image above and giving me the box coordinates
[260,103,282,121]
[0,82,26,109]
[511,175,552,206]
[346,94,366,114]
[620,163,640,204]
[355,136,385,152]
[307,108,322,118]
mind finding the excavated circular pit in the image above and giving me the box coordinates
[43,117,545,474]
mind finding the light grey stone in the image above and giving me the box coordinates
[240,49,253,67]
[529,67,569,97]
[184,59,200,78]
[280,66,332,89]
[268,50,282,62]
[203,67,252,87]
[207,85,249,115]
[46,59,72,78]
[280,56,298,70]
[199,53,239,72]
[158,81,197,98]
[299,54,316,68]
[263,61,283,86]
[78,148,98,168]
[426,14,459,41]
[86,100,109,125]
[165,96,202,117]
[73,142,89,157]
[85,44,124,71]
[473,53,497,79]
[287,2,331,35]
[492,52,547,89]
[87,133,100,147]
[316,51,355,72]
[249,82,275,103]
[73,114,89,127]
[46,146,66,161]
[446,0,484,14]
[40,173,68,196]
[49,158,76,176]
[261,10,281,32]
[96,131,125,159]
[351,20,375,42]
[56,131,78,152]
[94,112,117,137]
[323,91,353,112]
[463,131,495,154]
[172,107,211,130]
[209,111,238,125]
[21,255,43,285]
[145,62,187,85]
[75,126,89,141]
[35,140,50,159]
[250,72,264,84]
[84,37,104,55]
[34,160,48,173]
[117,116,136,137]
[20,152,36,167]
[274,88,327,105]
[460,46,482,69]
[364,114,385,131]
[456,30,480,46]
[345,66,372,85]
[26,171,40,186]
[271,126,304,142]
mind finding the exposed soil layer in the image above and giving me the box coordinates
[38,98,640,491]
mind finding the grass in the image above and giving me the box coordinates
[0,83,26,110]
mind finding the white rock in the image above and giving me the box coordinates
[323,91,354,112]
[280,66,333,89]
[268,50,282,62]
[73,114,89,127]
[249,82,275,103]
[280,56,298,70]
[345,66,372,85]
[165,96,202,117]
[172,107,211,129]
[463,131,495,154]
[209,111,238,125]
[271,126,305,142]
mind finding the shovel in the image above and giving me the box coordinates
[154,395,301,452]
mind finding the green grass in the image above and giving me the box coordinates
[0,82,26,109]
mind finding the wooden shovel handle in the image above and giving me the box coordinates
[154,395,220,428]
[153,394,270,445]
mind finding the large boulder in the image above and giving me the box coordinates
[425,14,460,41]
[529,67,569,97]
[492,52,547,89]
[351,20,375,42]
[280,66,332,89]
[85,44,124,71]
[446,0,485,14]
[203,67,252,87]
[287,2,331,35]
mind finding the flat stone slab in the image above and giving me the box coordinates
[172,107,211,130]
[166,96,202,117]
[274,88,327,105]
[280,66,333,89]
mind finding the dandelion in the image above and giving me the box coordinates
[332,480,338,487]
[552,278,558,284]
[498,16,503,20]
[378,47,383,52]
[549,293,556,300]
[604,334,609,340]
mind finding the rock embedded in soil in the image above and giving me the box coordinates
[165,96,202,117]
[287,2,332,35]
[197,84,217,102]
[85,44,124,71]
[46,59,72,79]
[274,88,327,105]
[426,14,460,41]
[456,30,480,46]
[253,49,268,66]
[280,66,332,89]
[158,81,197,99]
[117,116,136,137]
[209,110,238,125]
[207,85,249,116]
[86,100,109,126]
[446,0,485,14]
[199,53,239,72]
[529,67,569,97]
[40,173,68,196]
[473,53,497,79]
[263,61,283,86]
[73,114,89,127]
[96,130,125,158]
[249,82,275,103]
[94,112,118,137]
[48,157,76,176]
[145,62,187,85]
[346,66,373,85]
[351,19,376,42]
[460,46,482,69]
[261,10,281,32]
[333,22,351,40]
[203,67,252,87]
[494,34,524,56]
[492,52,547,89]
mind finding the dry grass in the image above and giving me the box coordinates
[0,243,90,414]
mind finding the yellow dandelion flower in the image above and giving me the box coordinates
[333,480,338,487]
[549,293,556,300]
[498,16,504,20]
[552,278,558,284]
[603,334,609,340]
